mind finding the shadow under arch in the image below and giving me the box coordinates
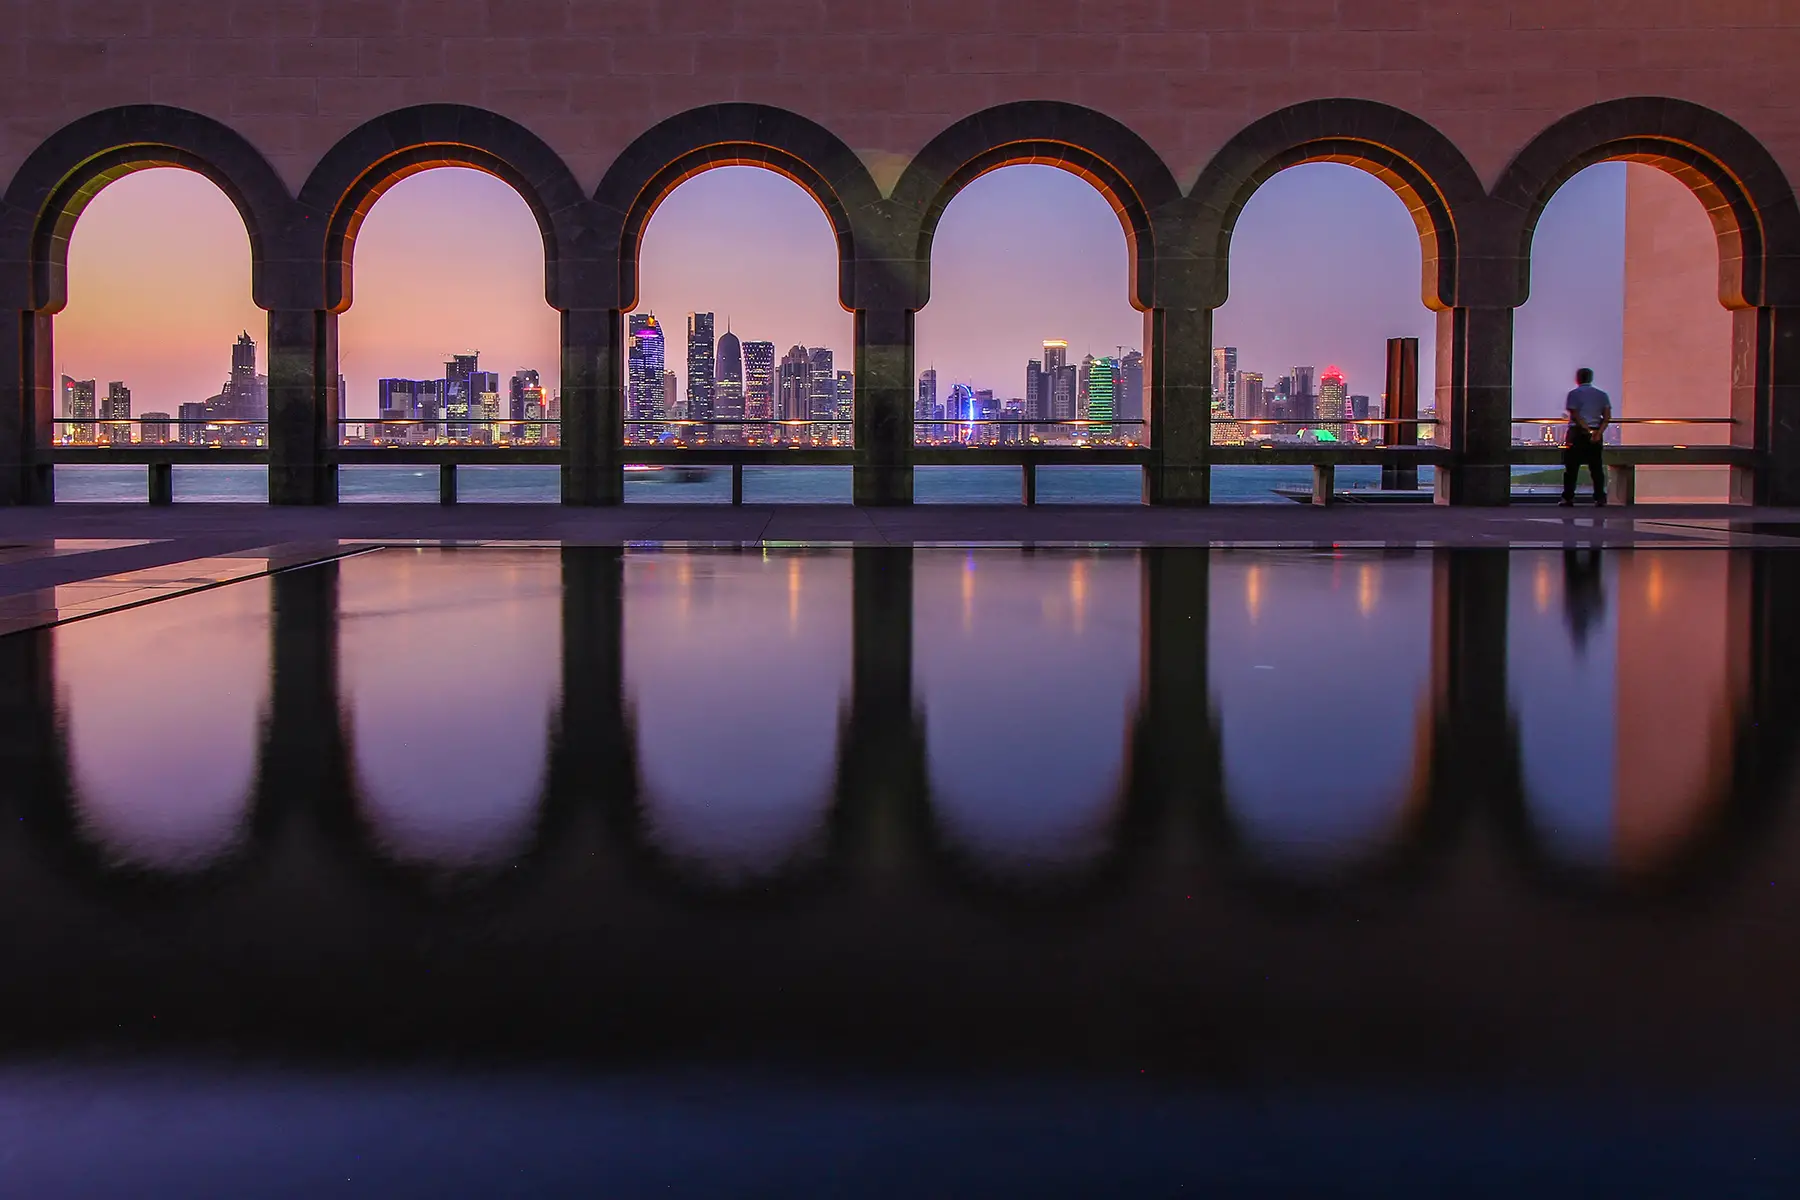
[0,104,294,314]
[1491,97,1800,310]
[1184,99,1488,311]
[296,104,593,313]
[594,103,883,313]
[889,101,1183,311]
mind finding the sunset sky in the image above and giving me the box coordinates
[55,160,1637,420]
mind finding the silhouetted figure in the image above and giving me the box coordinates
[1562,548,1606,654]
[1560,367,1612,508]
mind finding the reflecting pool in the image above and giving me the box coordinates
[3,545,1799,1192]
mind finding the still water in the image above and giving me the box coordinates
[2,546,1797,1194]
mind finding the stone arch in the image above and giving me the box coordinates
[1185,100,1488,311]
[0,105,294,313]
[594,103,882,313]
[1491,98,1800,310]
[297,105,594,313]
[889,101,1183,311]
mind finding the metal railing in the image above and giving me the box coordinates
[339,418,561,447]
[913,417,1148,448]
[52,417,267,447]
[622,417,852,446]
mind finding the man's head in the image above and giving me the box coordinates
[1575,367,1594,386]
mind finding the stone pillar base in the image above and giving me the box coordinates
[1144,463,1209,505]
[853,464,913,505]
[1434,463,1512,506]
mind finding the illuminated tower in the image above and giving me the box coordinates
[743,340,775,441]
[101,381,131,444]
[779,345,811,438]
[686,312,716,427]
[62,376,95,443]
[627,314,666,442]
[917,367,938,419]
[1085,356,1117,435]
[715,327,744,443]
[1117,349,1145,437]
[1318,366,1348,430]
[1212,346,1238,414]
[807,347,835,440]
[444,352,480,440]
[835,369,854,435]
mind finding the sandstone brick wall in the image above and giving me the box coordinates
[2,1,1797,196]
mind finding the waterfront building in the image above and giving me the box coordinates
[62,376,95,443]
[102,381,131,444]
[743,340,775,441]
[686,313,716,428]
[139,411,172,445]
[627,314,666,442]
[715,328,744,443]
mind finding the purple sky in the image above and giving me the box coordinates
[56,160,1629,419]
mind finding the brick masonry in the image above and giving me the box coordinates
[1,1,1797,197]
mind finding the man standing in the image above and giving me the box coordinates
[1560,367,1612,508]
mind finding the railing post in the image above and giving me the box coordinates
[731,462,744,505]
[267,309,339,505]
[148,462,173,506]
[561,308,623,505]
[1311,463,1335,506]
[439,463,457,505]
[1144,306,1211,505]
[0,311,54,505]
[853,308,914,505]
[1433,306,1513,506]
[1021,463,1037,506]
[1733,306,1800,505]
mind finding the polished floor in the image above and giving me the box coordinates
[1,541,1797,1196]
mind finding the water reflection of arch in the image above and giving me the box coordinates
[0,587,275,900]
[1197,549,1457,895]
[1495,549,1800,900]
[601,548,860,901]
[899,550,1171,905]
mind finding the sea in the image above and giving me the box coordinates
[51,463,1437,504]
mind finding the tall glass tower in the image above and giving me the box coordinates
[686,312,716,427]
[715,328,744,442]
[627,314,666,442]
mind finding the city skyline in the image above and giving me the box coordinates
[56,162,1645,426]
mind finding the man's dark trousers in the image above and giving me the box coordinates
[1563,429,1606,504]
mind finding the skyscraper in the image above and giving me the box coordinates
[715,328,744,442]
[779,346,811,437]
[808,347,835,438]
[627,314,666,442]
[1237,371,1266,423]
[1318,366,1348,428]
[743,340,775,441]
[686,312,716,427]
[1117,349,1145,434]
[62,376,95,443]
[917,368,938,421]
[139,412,172,445]
[444,352,480,440]
[1290,365,1317,422]
[1212,346,1238,414]
[471,370,499,441]
[835,369,854,434]
[1043,340,1068,374]
[102,381,131,444]
[509,368,540,439]
[1051,364,1077,424]
[1025,359,1044,423]
[1085,357,1117,434]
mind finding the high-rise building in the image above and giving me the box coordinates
[1051,364,1077,424]
[470,370,499,441]
[1025,359,1044,423]
[1237,371,1266,423]
[743,340,775,440]
[178,400,208,445]
[917,367,938,422]
[1289,365,1317,423]
[509,368,540,439]
[807,347,835,437]
[1085,357,1117,433]
[835,369,854,432]
[1117,349,1145,434]
[662,371,679,424]
[686,312,716,427]
[61,376,95,443]
[627,314,666,442]
[779,346,811,435]
[715,328,744,442]
[1318,366,1348,428]
[1212,346,1238,414]
[444,352,480,440]
[1043,339,1068,374]
[520,384,547,444]
[139,411,172,445]
[102,381,131,444]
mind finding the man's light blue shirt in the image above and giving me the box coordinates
[1566,384,1611,430]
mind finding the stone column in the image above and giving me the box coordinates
[1433,306,1514,506]
[561,308,623,506]
[1143,306,1211,505]
[0,311,55,505]
[266,309,339,505]
[853,308,914,505]
[1731,306,1800,505]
